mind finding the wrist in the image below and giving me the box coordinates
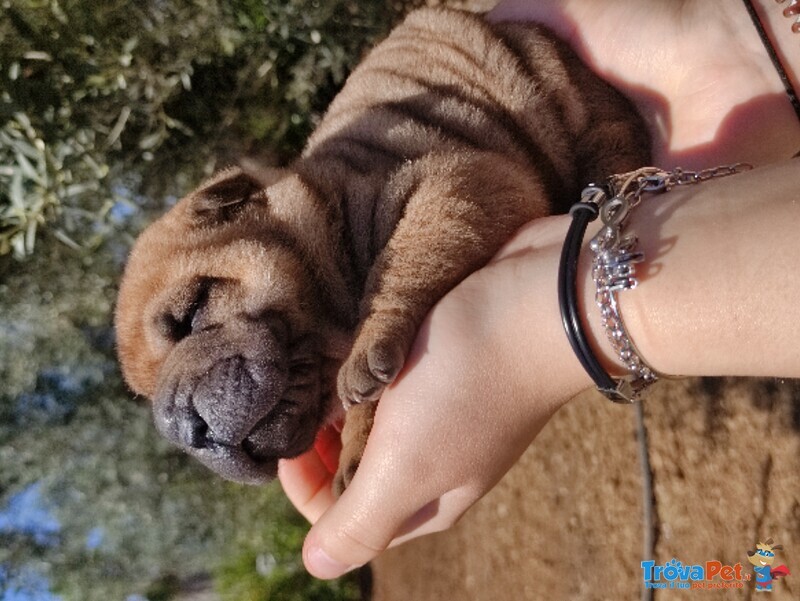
[581,159,800,381]
[486,216,598,409]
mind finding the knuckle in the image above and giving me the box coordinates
[332,520,388,557]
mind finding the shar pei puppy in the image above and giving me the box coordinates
[115,7,650,493]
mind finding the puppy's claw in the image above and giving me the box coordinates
[338,336,404,406]
[333,457,360,498]
[341,393,371,410]
[333,402,375,497]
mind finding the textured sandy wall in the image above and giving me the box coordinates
[371,378,800,600]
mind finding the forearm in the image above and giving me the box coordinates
[490,158,800,412]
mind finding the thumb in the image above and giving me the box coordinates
[300,409,463,580]
[301,448,476,579]
[301,460,413,579]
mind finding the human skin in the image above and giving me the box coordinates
[279,0,800,579]
[486,0,800,168]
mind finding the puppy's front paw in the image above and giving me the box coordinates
[337,333,404,407]
[333,403,376,497]
[333,454,360,498]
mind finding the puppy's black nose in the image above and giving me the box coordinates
[153,400,210,449]
[153,401,211,450]
[176,409,208,449]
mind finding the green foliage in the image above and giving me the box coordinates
[1,0,433,597]
[0,0,422,259]
[0,219,362,600]
[0,243,205,598]
[0,112,109,258]
[214,510,362,601]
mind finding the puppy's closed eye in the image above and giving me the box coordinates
[157,279,212,342]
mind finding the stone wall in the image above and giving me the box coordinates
[371,378,800,600]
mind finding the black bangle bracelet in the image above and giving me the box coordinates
[557,200,626,402]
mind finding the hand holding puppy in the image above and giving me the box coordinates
[281,215,591,577]
[283,156,800,577]
[281,0,800,579]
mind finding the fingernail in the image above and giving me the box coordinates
[305,545,355,579]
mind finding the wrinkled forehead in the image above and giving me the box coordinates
[128,231,300,290]
[120,217,311,326]
[115,213,313,394]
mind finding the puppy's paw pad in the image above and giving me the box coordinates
[337,358,384,407]
[367,342,404,384]
[338,338,403,406]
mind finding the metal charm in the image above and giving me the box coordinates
[584,163,751,403]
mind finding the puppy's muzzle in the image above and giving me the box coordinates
[152,323,318,484]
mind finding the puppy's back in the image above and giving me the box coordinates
[303,8,647,209]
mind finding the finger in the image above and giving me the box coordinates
[302,479,419,579]
[278,425,342,523]
[302,474,478,579]
[314,424,342,474]
[278,449,336,524]
[298,412,415,577]
[300,405,468,580]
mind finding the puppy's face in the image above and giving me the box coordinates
[115,168,347,484]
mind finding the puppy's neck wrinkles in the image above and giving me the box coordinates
[292,157,407,300]
[260,168,363,332]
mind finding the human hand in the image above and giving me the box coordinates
[280,158,800,581]
[279,216,594,578]
[488,0,800,167]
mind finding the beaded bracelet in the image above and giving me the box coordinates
[558,164,751,403]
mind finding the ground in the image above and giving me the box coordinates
[371,378,800,600]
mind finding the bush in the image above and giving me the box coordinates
[0,0,423,259]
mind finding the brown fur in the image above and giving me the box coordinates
[115,8,650,489]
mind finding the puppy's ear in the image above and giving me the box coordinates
[189,167,263,223]
[237,158,292,189]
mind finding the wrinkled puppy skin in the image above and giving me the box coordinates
[115,8,650,491]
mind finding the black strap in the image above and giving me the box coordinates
[557,202,618,395]
[741,0,800,124]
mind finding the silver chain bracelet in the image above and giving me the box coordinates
[585,163,752,402]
